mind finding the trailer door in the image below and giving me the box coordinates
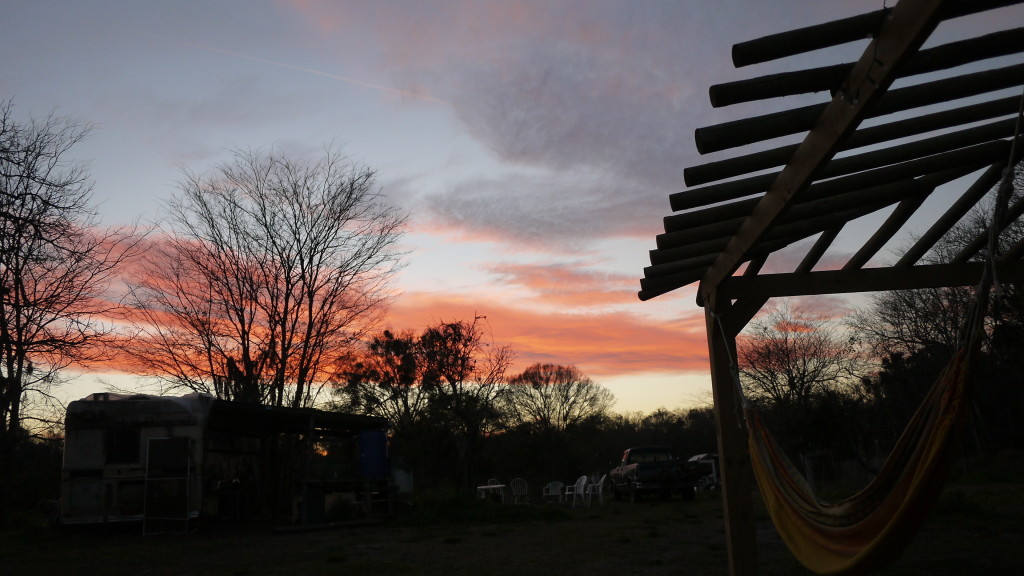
[144,437,191,534]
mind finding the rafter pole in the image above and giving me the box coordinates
[685,96,1022,187]
[697,0,947,307]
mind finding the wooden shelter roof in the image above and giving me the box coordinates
[639,0,1024,315]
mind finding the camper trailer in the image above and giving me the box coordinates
[60,393,391,532]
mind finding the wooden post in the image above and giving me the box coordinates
[704,295,758,576]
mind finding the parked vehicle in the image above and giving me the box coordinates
[685,453,720,491]
[609,446,692,501]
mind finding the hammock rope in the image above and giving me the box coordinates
[739,85,1024,576]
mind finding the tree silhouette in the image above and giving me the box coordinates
[739,303,859,413]
[128,146,406,407]
[1,99,138,521]
[503,363,614,433]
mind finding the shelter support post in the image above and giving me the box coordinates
[705,294,757,576]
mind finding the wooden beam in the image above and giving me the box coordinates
[695,62,1024,155]
[763,201,903,250]
[704,296,758,576]
[731,9,888,68]
[729,228,844,331]
[642,253,718,285]
[897,164,1005,266]
[730,0,1022,67]
[672,140,1001,239]
[652,167,974,298]
[1001,238,1024,261]
[685,96,1023,187]
[713,27,1024,107]
[638,269,707,301]
[641,237,798,299]
[653,192,893,267]
[846,194,930,270]
[697,0,948,307]
[954,193,1024,264]
[717,261,1024,300]
[664,197,760,235]
[844,166,981,269]
[661,177,925,252]
[675,123,1014,210]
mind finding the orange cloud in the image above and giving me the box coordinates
[774,320,815,334]
[484,261,636,308]
[384,291,710,379]
[89,285,710,385]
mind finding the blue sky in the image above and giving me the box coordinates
[6,0,1018,412]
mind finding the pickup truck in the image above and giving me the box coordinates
[609,446,694,501]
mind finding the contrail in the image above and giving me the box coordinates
[148,31,450,107]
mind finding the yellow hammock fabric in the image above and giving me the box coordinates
[747,338,977,575]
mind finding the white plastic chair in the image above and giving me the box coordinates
[585,474,607,507]
[564,475,588,507]
[541,481,564,503]
[510,477,528,504]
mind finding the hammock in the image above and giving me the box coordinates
[745,84,1022,576]
[747,331,978,575]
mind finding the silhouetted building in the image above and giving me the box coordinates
[61,393,391,532]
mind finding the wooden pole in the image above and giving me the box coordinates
[898,164,1005,266]
[685,95,1023,187]
[649,167,975,296]
[704,296,758,576]
[695,62,1024,155]
[844,167,981,269]
[672,139,1006,213]
[731,9,888,68]
[715,27,1024,107]
[730,0,1019,68]
[717,261,1024,300]
[659,179,921,253]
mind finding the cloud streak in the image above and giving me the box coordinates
[282,1,729,249]
[8,0,928,412]
[483,260,637,309]
[144,30,450,107]
[385,291,710,378]
[416,171,665,249]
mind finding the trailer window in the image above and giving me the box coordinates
[105,428,141,464]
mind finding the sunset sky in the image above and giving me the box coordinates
[5,1,1018,412]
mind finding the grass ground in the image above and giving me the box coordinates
[1,476,1021,576]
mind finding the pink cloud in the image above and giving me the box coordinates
[483,261,637,308]
[384,291,709,378]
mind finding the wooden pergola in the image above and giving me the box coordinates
[639,1,1024,574]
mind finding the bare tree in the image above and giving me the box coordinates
[850,164,1024,453]
[848,287,971,364]
[503,363,614,433]
[129,146,406,408]
[738,303,860,412]
[1,99,137,520]
[851,162,1024,362]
